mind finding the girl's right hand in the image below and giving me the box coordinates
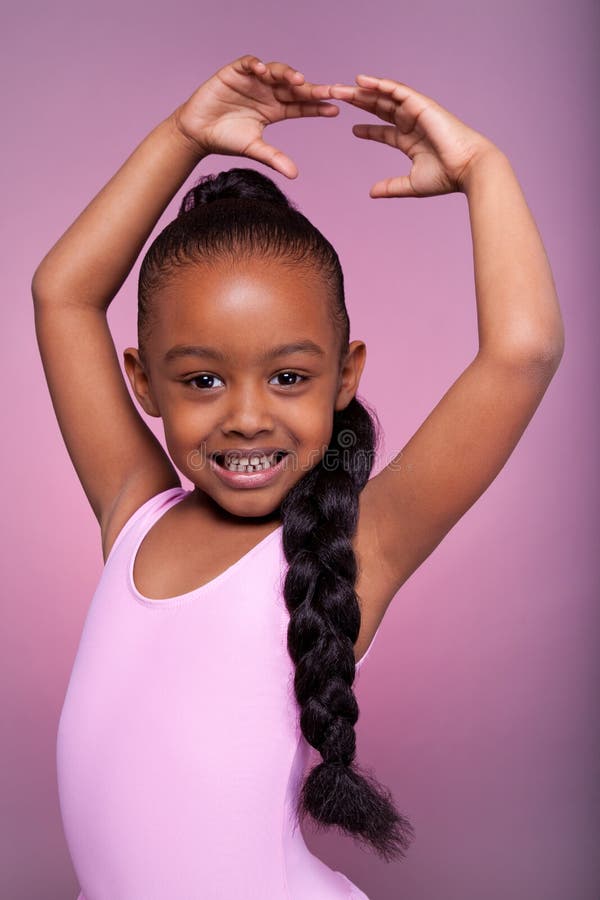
[172,55,339,179]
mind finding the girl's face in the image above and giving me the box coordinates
[125,257,366,522]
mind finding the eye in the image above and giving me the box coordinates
[183,374,225,390]
[269,371,308,387]
[182,371,308,391]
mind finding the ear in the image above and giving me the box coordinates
[123,348,162,418]
[334,340,367,411]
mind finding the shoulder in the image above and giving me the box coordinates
[101,473,183,563]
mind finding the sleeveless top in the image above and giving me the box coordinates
[57,487,382,899]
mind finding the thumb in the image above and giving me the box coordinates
[243,136,298,179]
[369,175,419,198]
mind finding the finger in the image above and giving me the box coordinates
[310,83,339,100]
[352,123,398,148]
[243,136,298,179]
[355,74,439,128]
[255,60,305,85]
[272,81,340,103]
[332,77,431,118]
[329,84,398,121]
[355,74,424,105]
[234,55,269,77]
[279,101,340,119]
[369,175,418,199]
[329,83,380,102]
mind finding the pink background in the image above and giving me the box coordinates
[3,1,598,897]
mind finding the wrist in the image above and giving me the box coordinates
[168,106,209,162]
[457,144,511,195]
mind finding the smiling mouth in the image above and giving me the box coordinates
[214,451,289,473]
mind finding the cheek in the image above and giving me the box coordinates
[160,388,212,431]
[292,408,336,462]
[158,406,209,468]
[289,395,333,433]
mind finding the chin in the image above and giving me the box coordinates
[207,489,282,521]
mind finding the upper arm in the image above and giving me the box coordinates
[32,296,181,533]
[361,349,562,595]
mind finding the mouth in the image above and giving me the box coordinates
[209,449,290,490]
[212,450,289,473]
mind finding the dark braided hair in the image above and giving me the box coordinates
[137,167,416,861]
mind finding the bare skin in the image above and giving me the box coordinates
[32,56,564,664]
[122,259,375,624]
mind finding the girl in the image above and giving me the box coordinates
[32,56,564,899]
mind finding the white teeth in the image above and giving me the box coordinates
[220,451,282,472]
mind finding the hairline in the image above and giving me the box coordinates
[138,251,348,369]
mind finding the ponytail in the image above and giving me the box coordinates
[137,166,416,860]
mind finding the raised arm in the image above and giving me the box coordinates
[328,76,565,601]
[31,56,339,551]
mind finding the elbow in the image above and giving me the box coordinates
[479,336,565,383]
[517,309,566,372]
[31,264,60,306]
[525,334,565,374]
[481,320,566,376]
[512,342,564,381]
[534,320,566,372]
[31,267,48,305]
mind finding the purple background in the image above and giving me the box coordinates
[3,1,599,897]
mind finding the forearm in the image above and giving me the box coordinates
[462,149,565,367]
[31,109,206,310]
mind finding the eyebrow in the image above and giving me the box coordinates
[163,340,326,365]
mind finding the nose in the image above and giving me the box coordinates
[221,381,275,438]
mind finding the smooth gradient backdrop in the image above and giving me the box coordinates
[2,1,598,898]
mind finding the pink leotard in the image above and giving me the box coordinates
[57,487,381,899]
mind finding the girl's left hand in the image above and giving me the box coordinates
[328,75,499,197]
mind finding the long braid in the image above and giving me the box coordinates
[137,166,416,861]
[280,397,415,860]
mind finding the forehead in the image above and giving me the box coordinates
[149,258,340,363]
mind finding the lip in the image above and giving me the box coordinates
[212,447,288,460]
[209,451,289,489]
